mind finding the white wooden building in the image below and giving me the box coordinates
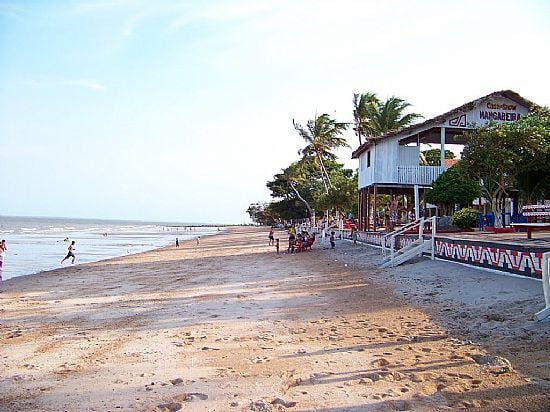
[352,90,535,231]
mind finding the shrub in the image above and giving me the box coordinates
[451,208,479,229]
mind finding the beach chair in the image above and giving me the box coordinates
[295,238,304,253]
[303,235,316,251]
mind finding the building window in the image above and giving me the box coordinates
[367,151,371,168]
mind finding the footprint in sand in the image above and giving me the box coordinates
[371,358,391,368]
[249,356,270,364]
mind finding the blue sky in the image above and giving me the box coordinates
[1,0,549,224]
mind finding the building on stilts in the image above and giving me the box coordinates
[352,90,535,232]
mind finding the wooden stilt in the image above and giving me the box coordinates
[373,185,378,232]
[366,186,371,232]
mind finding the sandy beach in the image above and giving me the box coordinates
[1,227,549,411]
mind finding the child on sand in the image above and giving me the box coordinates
[61,241,76,264]
[330,231,335,249]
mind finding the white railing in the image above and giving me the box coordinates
[397,166,445,185]
[381,218,423,257]
[535,252,550,321]
[382,217,436,265]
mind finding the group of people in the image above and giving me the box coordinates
[269,226,344,254]
[286,227,316,254]
[1,238,76,280]
[379,196,417,231]
[175,236,201,248]
[385,196,400,231]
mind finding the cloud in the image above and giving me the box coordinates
[63,79,107,92]
[68,0,288,37]
[22,78,107,92]
[22,79,41,87]
[65,79,107,92]
[167,0,281,30]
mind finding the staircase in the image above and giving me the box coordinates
[380,217,436,268]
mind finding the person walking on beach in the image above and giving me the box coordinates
[268,227,275,246]
[351,228,358,245]
[61,241,76,264]
[175,238,179,248]
[288,231,296,254]
[196,236,200,246]
[0,240,7,282]
[330,231,336,249]
[389,195,399,231]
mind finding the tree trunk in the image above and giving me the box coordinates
[317,154,332,194]
[289,182,314,219]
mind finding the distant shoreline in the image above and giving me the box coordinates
[0,214,239,227]
[0,217,231,281]
[2,227,230,283]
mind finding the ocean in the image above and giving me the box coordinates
[0,216,221,280]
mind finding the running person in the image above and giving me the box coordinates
[61,240,76,264]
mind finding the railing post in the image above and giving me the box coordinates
[535,252,550,321]
[431,216,436,260]
[390,237,395,266]
[544,252,550,308]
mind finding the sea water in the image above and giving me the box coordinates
[0,216,221,280]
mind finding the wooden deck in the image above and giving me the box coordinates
[440,229,550,248]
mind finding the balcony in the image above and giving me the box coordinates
[397,166,445,186]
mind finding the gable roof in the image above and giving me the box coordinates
[352,90,537,158]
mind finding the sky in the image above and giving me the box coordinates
[1,0,549,224]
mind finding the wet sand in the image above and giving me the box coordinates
[0,227,549,411]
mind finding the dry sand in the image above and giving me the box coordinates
[0,226,549,411]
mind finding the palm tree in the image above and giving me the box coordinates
[367,96,422,136]
[352,92,379,146]
[353,93,422,141]
[293,113,348,193]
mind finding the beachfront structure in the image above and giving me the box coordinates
[352,90,535,231]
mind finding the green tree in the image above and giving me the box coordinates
[352,92,379,146]
[451,208,479,229]
[246,202,279,225]
[424,164,480,216]
[266,160,358,221]
[293,113,348,193]
[267,161,319,219]
[511,108,550,203]
[265,199,307,222]
[515,170,550,205]
[461,107,550,225]
[361,95,422,136]
[421,149,455,166]
[315,163,358,217]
